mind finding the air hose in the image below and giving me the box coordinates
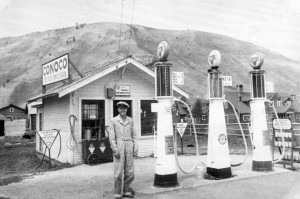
[173,98,201,174]
[225,100,248,167]
[266,100,285,163]
[67,115,78,150]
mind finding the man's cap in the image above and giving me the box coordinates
[116,101,129,108]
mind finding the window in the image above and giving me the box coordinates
[9,108,14,112]
[277,101,282,106]
[140,100,157,136]
[81,100,105,140]
[269,101,274,107]
[202,115,207,121]
[243,114,250,121]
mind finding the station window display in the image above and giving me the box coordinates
[81,100,105,140]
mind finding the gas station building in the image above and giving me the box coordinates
[28,57,189,164]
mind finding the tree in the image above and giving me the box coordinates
[192,99,202,118]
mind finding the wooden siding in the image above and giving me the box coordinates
[138,138,155,157]
[4,119,26,136]
[43,95,73,163]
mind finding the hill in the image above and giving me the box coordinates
[0,22,299,107]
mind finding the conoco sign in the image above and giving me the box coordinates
[42,54,69,85]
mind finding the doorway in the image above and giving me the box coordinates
[81,100,105,140]
[113,100,132,117]
[0,120,4,136]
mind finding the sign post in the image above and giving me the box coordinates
[177,123,187,155]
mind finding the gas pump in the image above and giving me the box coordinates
[206,50,232,179]
[153,41,201,186]
[249,53,285,171]
[153,41,178,187]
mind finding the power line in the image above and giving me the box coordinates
[117,0,125,58]
[127,0,136,56]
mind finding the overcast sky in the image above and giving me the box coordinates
[0,0,299,61]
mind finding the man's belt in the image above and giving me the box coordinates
[116,138,133,141]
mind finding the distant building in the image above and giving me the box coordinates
[0,104,27,121]
[197,85,300,124]
[266,93,300,123]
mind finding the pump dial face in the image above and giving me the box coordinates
[250,53,264,69]
[208,50,221,67]
[157,41,170,61]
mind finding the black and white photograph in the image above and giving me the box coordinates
[0,0,300,198]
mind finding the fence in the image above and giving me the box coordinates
[4,119,26,136]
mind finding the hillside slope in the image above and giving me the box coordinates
[0,22,299,107]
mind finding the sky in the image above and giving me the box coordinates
[0,0,300,61]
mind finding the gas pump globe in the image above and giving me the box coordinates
[206,50,232,179]
[250,53,265,99]
[153,41,178,187]
[249,53,273,172]
[207,50,223,99]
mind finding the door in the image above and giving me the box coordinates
[0,120,4,136]
[113,100,132,117]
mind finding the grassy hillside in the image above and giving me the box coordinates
[0,22,299,107]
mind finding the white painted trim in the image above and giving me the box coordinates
[128,58,155,77]
[173,85,189,99]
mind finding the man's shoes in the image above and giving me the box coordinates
[114,193,122,199]
[123,192,134,198]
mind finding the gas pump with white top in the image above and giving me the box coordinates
[206,50,232,179]
[153,41,179,187]
[249,53,282,171]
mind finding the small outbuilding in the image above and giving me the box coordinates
[28,57,189,164]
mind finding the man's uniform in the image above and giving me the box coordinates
[110,114,138,198]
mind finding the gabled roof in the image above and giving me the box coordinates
[270,105,294,114]
[0,104,26,112]
[28,57,189,103]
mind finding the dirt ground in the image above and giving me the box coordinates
[0,137,72,186]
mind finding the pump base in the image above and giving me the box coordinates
[252,161,273,172]
[154,173,179,187]
[206,167,232,179]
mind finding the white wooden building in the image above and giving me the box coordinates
[28,57,189,164]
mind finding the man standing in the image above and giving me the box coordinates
[109,101,138,199]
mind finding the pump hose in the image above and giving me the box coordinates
[173,98,201,174]
[67,115,78,150]
[266,100,285,163]
[225,100,248,167]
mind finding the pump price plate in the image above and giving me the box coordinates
[272,119,292,130]
[172,72,184,85]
